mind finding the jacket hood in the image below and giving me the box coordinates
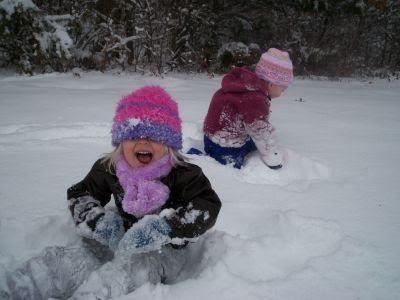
[221,67,266,94]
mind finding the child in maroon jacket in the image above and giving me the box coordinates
[203,48,294,169]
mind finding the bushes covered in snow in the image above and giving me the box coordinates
[0,0,399,76]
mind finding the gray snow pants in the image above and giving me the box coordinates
[3,239,187,300]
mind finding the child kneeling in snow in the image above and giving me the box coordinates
[203,48,293,169]
[5,86,221,300]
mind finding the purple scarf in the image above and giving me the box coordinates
[116,155,172,218]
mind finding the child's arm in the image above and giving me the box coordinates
[239,93,279,165]
[165,163,222,240]
[117,164,221,253]
[67,159,117,242]
[246,121,285,168]
[244,120,274,156]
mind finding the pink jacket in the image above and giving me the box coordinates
[203,67,273,151]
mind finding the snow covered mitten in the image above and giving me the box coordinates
[93,211,125,251]
[261,146,284,169]
[117,215,171,254]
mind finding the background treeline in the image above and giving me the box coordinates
[0,0,399,77]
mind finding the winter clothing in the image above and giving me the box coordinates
[116,154,172,218]
[2,85,221,300]
[203,66,277,168]
[68,158,221,245]
[5,241,188,300]
[62,156,220,299]
[117,215,172,254]
[93,211,125,251]
[5,153,219,300]
[70,85,220,248]
[111,85,182,150]
[6,245,104,300]
[204,135,257,169]
[255,48,293,87]
[262,146,284,169]
[71,244,188,299]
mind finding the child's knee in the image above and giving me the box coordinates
[5,245,102,300]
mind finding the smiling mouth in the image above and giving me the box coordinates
[136,151,153,164]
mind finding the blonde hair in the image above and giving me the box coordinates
[101,144,187,173]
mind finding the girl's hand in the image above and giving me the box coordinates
[93,211,125,251]
[117,215,171,254]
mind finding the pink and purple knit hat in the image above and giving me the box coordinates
[111,86,182,150]
[255,48,294,87]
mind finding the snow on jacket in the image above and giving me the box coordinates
[203,67,273,154]
[67,159,221,243]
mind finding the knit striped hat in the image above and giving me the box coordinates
[111,86,182,150]
[255,48,293,87]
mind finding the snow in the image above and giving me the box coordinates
[0,71,399,299]
[0,0,36,14]
[43,15,74,59]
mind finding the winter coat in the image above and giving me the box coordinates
[67,158,221,242]
[203,67,273,155]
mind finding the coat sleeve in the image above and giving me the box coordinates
[241,93,273,156]
[165,164,221,240]
[67,159,113,234]
[244,119,274,157]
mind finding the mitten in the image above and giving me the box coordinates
[261,146,283,169]
[117,215,171,254]
[93,211,125,251]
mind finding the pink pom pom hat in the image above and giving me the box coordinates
[111,86,182,150]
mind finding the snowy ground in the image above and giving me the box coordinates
[0,71,399,299]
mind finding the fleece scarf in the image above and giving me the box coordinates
[116,155,172,218]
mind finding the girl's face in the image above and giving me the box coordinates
[122,138,167,168]
[263,80,287,98]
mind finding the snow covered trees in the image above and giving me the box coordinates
[0,0,398,76]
